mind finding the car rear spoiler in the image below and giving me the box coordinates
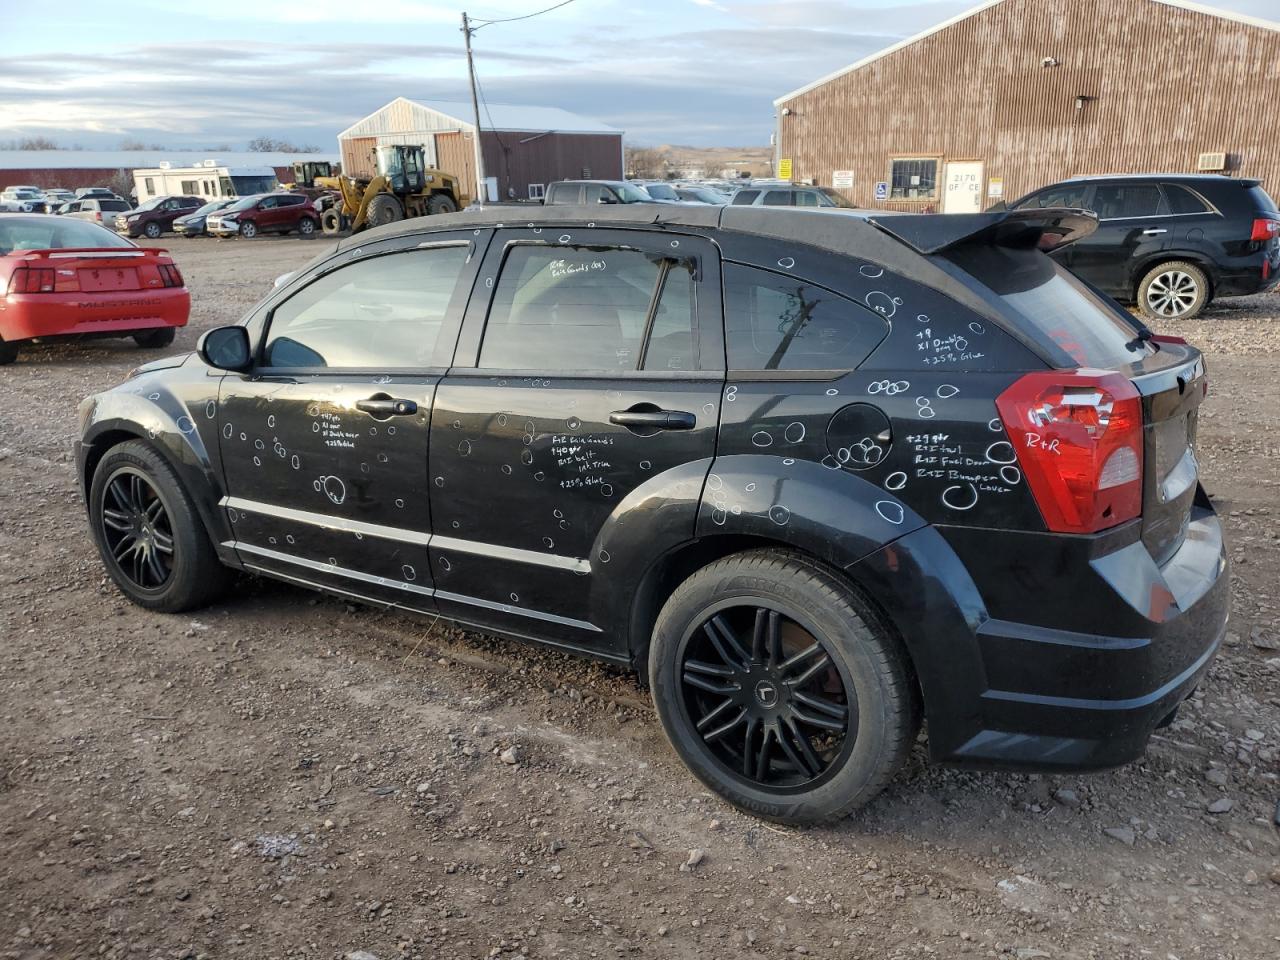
[866,207,1098,255]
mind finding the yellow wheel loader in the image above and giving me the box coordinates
[315,145,466,236]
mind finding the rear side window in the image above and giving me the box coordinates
[1163,184,1210,214]
[263,246,469,368]
[945,245,1149,368]
[762,191,792,206]
[1092,183,1165,219]
[547,183,580,204]
[732,189,760,205]
[723,264,887,372]
[1017,183,1089,209]
[479,245,695,372]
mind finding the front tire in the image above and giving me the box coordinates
[320,208,343,235]
[0,335,17,365]
[133,328,175,349]
[1139,261,1209,320]
[427,193,458,215]
[298,216,317,236]
[238,220,258,239]
[365,193,403,228]
[649,550,919,824]
[88,440,230,612]
[143,221,162,239]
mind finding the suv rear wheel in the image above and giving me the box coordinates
[88,440,231,612]
[1139,261,1209,320]
[649,550,919,824]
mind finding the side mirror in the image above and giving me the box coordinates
[597,194,618,205]
[198,325,252,372]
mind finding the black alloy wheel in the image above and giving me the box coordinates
[679,603,852,789]
[99,467,176,591]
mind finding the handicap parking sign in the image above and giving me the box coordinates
[874,181,889,201]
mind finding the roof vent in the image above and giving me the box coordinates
[1197,151,1226,172]
[158,161,171,169]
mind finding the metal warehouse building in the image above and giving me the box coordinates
[338,98,623,203]
[774,0,1280,212]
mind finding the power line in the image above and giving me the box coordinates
[471,0,578,29]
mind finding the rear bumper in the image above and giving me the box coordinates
[1212,251,1280,297]
[0,288,190,341]
[852,504,1229,772]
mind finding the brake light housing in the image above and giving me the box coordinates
[1250,217,1280,242]
[158,263,184,288]
[996,371,1144,534]
[7,266,56,294]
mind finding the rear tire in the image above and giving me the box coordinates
[1139,261,1209,320]
[320,208,343,235]
[427,193,458,215]
[143,221,162,239]
[366,193,403,228]
[88,440,231,612]
[649,549,920,824]
[239,220,258,239]
[133,328,175,349]
[0,336,18,365]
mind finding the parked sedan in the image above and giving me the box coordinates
[206,193,319,238]
[0,214,188,365]
[74,204,1226,825]
[173,198,237,238]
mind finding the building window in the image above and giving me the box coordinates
[528,183,545,200]
[180,180,198,194]
[144,177,155,195]
[889,158,938,201]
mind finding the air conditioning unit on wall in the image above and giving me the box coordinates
[1197,152,1227,172]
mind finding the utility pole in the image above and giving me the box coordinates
[461,12,488,206]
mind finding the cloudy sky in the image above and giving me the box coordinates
[0,0,1276,150]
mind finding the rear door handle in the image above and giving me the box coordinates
[609,409,696,430]
[356,397,418,416]
[1142,228,1168,235]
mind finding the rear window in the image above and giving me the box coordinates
[101,200,130,211]
[945,245,1150,368]
[1247,184,1278,214]
[0,217,136,254]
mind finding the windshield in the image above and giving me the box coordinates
[615,183,652,203]
[134,197,166,212]
[686,188,726,204]
[230,174,278,196]
[225,194,264,212]
[193,199,231,215]
[644,183,678,201]
[0,216,136,255]
[946,244,1151,368]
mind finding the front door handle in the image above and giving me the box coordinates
[356,397,418,416]
[609,408,696,430]
[1142,228,1168,235]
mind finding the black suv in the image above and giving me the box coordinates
[1009,174,1280,319]
[75,205,1229,824]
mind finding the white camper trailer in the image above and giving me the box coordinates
[132,160,278,202]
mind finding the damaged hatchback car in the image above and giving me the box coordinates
[76,204,1229,824]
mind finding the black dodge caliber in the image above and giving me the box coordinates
[76,204,1230,824]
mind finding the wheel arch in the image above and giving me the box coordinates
[627,534,925,711]
[1131,252,1218,301]
[81,419,232,557]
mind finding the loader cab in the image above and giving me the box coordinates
[376,145,426,193]
[291,161,335,189]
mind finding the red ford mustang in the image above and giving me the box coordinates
[0,214,189,365]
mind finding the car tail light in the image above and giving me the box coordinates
[158,263,184,288]
[995,371,1144,534]
[7,266,56,294]
[94,211,103,221]
[1250,217,1280,242]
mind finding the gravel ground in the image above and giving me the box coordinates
[1,236,1278,960]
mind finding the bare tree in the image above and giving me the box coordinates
[625,147,669,180]
[248,137,322,153]
[10,136,60,150]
